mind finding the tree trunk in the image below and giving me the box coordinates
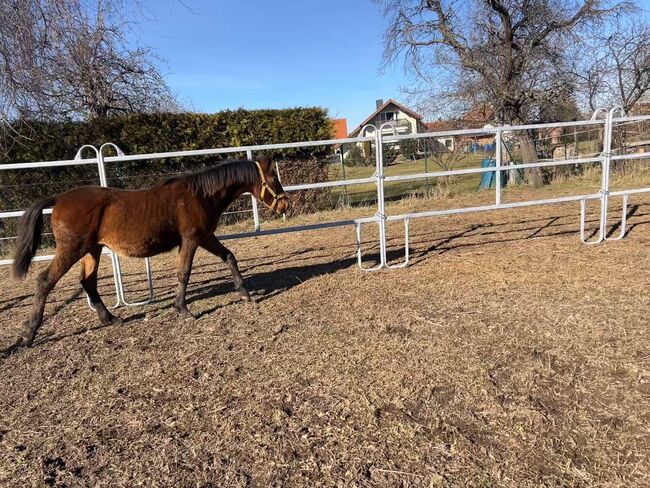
[517,130,544,186]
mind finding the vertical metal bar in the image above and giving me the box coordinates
[355,222,383,271]
[580,198,604,244]
[247,149,260,231]
[76,145,122,309]
[603,106,629,242]
[600,109,614,237]
[276,159,286,222]
[376,128,387,268]
[605,193,629,241]
[336,148,348,206]
[96,147,125,308]
[385,218,410,269]
[101,142,154,307]
[495,129,502,206]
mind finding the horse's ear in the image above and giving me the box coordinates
[255,153,272,170]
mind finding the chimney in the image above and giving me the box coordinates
[376,99,384,110]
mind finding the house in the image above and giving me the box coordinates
[424,120,458,150]
[342,99,498,161]
[631,92,650,115]
[344,99,452,159]
[625,93,650,153]
[348,99,428,138]
[424,105,496,153]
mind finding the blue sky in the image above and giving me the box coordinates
[133,0,650,129]
[134,0,405,129]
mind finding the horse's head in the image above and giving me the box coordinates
[253,154,289,214]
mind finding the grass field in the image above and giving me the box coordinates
[1,170,650,487]
[328,152,493,205]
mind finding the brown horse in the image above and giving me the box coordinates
[9,154,288,350]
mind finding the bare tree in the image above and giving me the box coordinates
[375,0,635,185]
[0,0,179,124]
[573,18,650,113]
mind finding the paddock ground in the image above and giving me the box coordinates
[1,183,649,487]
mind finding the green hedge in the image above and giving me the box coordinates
[0,107,333,205]
[0,108,333,165]
[0,108,334,251]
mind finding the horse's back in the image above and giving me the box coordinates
[52,184,184,258]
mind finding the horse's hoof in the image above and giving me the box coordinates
[1,337,27,358]
[174,304,194,321]
[100,314,123,326]
[239,290,252,302]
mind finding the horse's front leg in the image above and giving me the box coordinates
[200,235,251,302]
[173,238,198,317]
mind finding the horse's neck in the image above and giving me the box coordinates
[203,182,253,217]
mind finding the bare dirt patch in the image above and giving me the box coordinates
[1,190,649,487]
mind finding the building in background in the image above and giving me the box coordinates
[348,99,427,138]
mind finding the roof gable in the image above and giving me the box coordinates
[349,99,423,136]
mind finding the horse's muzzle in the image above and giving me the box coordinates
[275,197,289,214]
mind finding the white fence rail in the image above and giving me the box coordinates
[1,106,649,307]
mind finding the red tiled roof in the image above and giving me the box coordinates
[424,120,457,132]
[331,118,348,139]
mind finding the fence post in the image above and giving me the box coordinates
[355,124,385,271]
[335,148,348,206]
[495,129,502,206]
[375,126,387,268]
[75,144,122,308]
[247,149,260,231]
[603,106,628,241]
[600,109,615,236]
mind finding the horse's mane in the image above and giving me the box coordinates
[165,159,259,197]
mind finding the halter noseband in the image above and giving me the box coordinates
[255,161,287,211]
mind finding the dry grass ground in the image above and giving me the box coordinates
[0,183,649,487]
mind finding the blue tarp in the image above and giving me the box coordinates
[478,159,508,189]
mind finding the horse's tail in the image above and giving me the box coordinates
[12,197,56,280]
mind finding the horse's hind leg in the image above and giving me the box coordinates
[173,238,198,317]
[80,246,122,325]
[200,235,251,301]
[20,248,79,346]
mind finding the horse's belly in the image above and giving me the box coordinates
[101,238,178,258]
[99,199,180,257]
[99,227,180,258]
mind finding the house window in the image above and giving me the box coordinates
[379,112,396,122]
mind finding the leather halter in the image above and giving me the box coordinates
[255,161,287,211]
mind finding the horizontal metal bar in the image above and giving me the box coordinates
[0,247,113,266]
[383,156,602,183]
[0,178,378,219]
[609,187,650,197]
[384,127,497,142]
[383,119,605,143]
[285,176,376,192]
[612,115,650,123]
[610,152,650,162]
[0,208,53,219]
[0,158,98,170]
[102,136,375,164]
[0,254,54,266]
[385,193,602,222]
[217,216,378,241]
[497,119,606,131]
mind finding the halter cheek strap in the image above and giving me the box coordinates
[255,161,287,211]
